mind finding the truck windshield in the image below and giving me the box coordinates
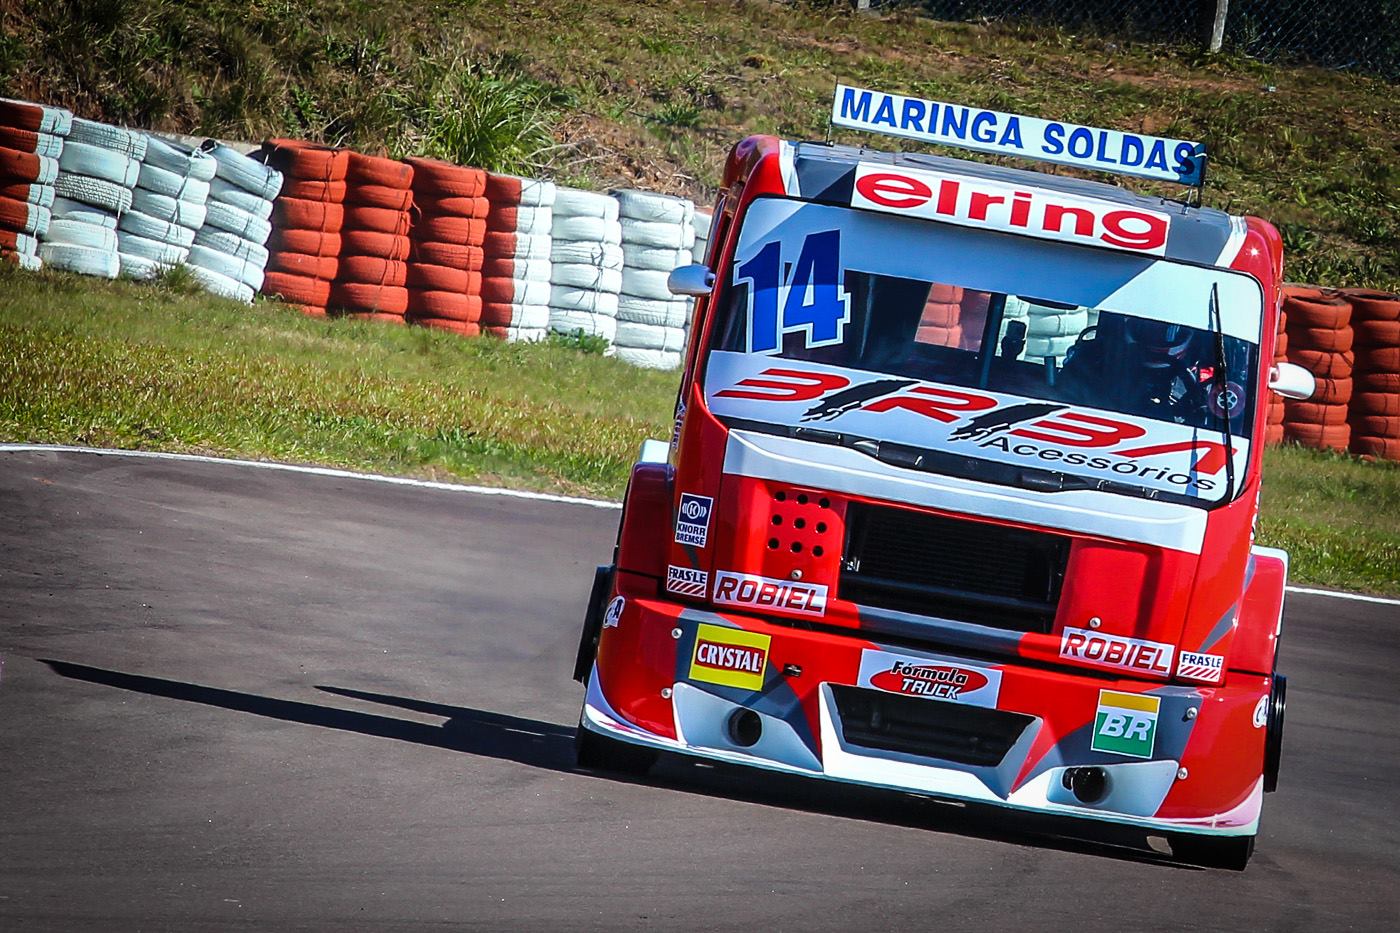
[703,196,1263,506]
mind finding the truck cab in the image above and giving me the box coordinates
[573,91,1305,870]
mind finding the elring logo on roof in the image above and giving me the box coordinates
[830,84,1207,187]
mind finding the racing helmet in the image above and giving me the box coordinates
[1123,316,1193,367]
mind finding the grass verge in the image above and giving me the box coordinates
[2,265,1397,594]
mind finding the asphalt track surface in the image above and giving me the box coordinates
[1,449,1397,932]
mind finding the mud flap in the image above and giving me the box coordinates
[572,564,613,683]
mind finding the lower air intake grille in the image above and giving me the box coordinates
[831,685,1032,767]
[839,503,1069,633]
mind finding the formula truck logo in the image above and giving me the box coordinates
[1091,690,1160,759]
[857,650,1002,708]
[688,622,771,691]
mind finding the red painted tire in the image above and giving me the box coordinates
[294,304,328,318]
[270,228,341,257]
[480,257,518,280]
[1350,436,1400,460]
[927,284,965,304]
[406,289,481,322]
[412,317,482,337]
[280,178,347,202]
[337,256,408,287]
[341,230,410,261]
[267,251,338,278]
[0,99,50,132]
[417,195,489,219]
[479,301,515,327]
[484,173,522,203]
[1273,330,1289,357]
[343,311,408,325]
[260,139,348,181]
[414,214,486,243]
[0,195,39,231]
[1264,423,1285,446]
[1349,415,1400,438]
[1354,320,1400,348]
[412,241,484,270]
[917,324,962,347]
[404,158,486,198]
[1283,293,1351,329]
[343,204,411,236]
[1288,349,1353,379]
[1342,289,1400,323]
[920,301,960,328]
[263,271,332,307]
[1356,347,1400,372]
[405,263,478,294]
[0,146,44,183]
[329,282,409,314]
[273,197,344,232]
[480,277,529,304]
[346,152,413,189]
[346,184,414,211]
[1351,392,1400,417]
[0,181,42,202]
[1283,401,1350,426]
[0,126,46,153]
[1282,285,1325,302]
[1310,377,1353,405]
[1284,422,1351,451]
[1286,324,1353,353]
[1356,371,1400,393]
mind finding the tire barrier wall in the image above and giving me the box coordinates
[483,173,555,342]
[195,141,282,303]
[126,137,216,286]
[332,152,414,324]
[550,186,623,345]
[259,139,348,317]
[404,157,488,336]
[613,189,694,370]
[47,116,146,279]
[0,98,70,271]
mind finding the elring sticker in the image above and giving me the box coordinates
[857,650,1002,708]
[689,622,771,691]
[1091,690,1161,759]
[1060,627,1175,676]
[675,493,713,547]
[712,570,828,618]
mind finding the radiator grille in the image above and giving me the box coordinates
[831,685,1033,767]
[840,503,1069,633]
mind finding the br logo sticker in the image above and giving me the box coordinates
[1091,690,1160,759]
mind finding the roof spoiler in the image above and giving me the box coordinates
[830,84,1207,190]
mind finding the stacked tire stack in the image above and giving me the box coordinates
[549,187,623,344]
[120,136,214,283]
[613,190,694,368]
[0,98,69,270]
[1282,289,1353,452]
[1343,289,1400,461]
[195,141,282,304]
[259,139,347,317]
[404,157,487,336]
[1026,302,1089,364]
[331,153,414,324]
[481,173,555,341]
[1265,291,1295,446]
[919,285,963,346]
[44,117,145,279]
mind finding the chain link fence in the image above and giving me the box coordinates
[883,1,1400,79]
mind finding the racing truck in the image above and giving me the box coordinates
[571,86,1315,869]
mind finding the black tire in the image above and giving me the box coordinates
[1264,673,1287,793]
[574,718,659,775]
[1172,833,1255,871]
[572,565,613,683]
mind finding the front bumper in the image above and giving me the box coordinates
[584,595,1268,837]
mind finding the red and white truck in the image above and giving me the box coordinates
[572,86,1314,869]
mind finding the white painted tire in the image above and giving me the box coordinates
[613,320,682,351]
[137,163,211,203]
[130,188,207,229]
[192,228,269,265]
[550,240,623,269]
[1026,311,1089,338]
[511,304,551,330]
[201,140,283,199]
[44,218,118,251]
[553,187,618,221]
[614,346,681,370]
[186,263,255,303]
[12,250,42,271]
[625,244,691,273]
[203,201,271,244]
[188,244,265,291]
[506,327,548,343]
[115,231,189,266]
[39,242,119,278]
[19,131,63,159]
[11,182,54,208]
[119,209,197,248]
[612,189,692,225]
[495,204,552,234]
[58,143,140,187]
[549,308,617,340]
[550,286,619,316]
[514,176,556,208]
[5,100,72,136]
[617,294,689,328]
[1025,334,1076,359]
[54,174,131,213]
[207,178,275,220]
[144,135,218,182]
[67,118,146,159]
[550,263,622,292]
[3,231,38,255]
[551,215,622,244]
[620,267,674,301]
[620,219,687,250]
[118,253,169,281]
[51,197,117,228]
[504,257,552,282]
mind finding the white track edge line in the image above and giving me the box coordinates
[0,444,621,510]
[5,445,1397,605]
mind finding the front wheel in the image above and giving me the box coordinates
[575,716,659,776]
[1171,833,1255,871]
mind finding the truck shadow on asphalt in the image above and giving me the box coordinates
[43,658,1193,870]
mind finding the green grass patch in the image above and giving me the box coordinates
[2,1,1396,287]
[2,266,1397,593]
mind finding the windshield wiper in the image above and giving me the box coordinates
[1208,283,1236,501]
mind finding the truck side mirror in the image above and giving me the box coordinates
[667,264,715,297]
[1268,361,1315,400]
